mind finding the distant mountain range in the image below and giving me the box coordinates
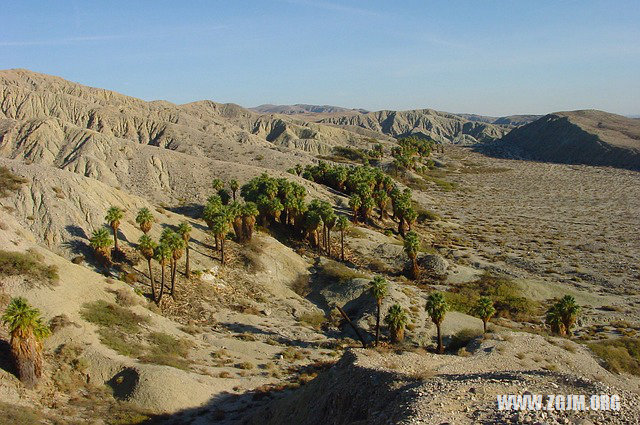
[251,104,369,115]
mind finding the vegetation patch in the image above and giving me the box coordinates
[81,301,149,332]
[0,401,44,425]
[447,328,482,353]
[588,337,640,376]
[140,332,193,370]
[299,311,326,330]
[0,166,27,197]
[0,249,59,284]
[317,259,368,283]
[443,272,540,321]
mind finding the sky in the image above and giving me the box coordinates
[1,1,639,116]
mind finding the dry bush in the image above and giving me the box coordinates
[588,338,640,376]
[299,311,326,330]
[317,259,368,283]
[0,166,27,197]
[0,249,59,284]
[112,288,139,307]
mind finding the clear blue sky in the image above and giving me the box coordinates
[2,1,639,116]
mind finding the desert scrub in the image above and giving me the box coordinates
[317,259,367,283]
[447,328,482,353]
[81,301,149,357]
[140,332,193,370]
[588,337,640,376]
[235,361,255,370]
[0,401,44,424]
[0,249,59,284]
[443,272,540,321]
[280,347,306,361]
[0,166,27,197]
[299,311,326,330]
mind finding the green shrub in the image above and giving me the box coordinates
[299,312,326,330]
[447,328,482,352]
[97,328,144,357]
[81,300,149,332]
[0,166,27,197]
[589,338,640,376]
[139,332,193,370]
[0,401,44,424]
[317,259,368,283]
[0,249,59,283]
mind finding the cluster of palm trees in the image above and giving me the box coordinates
[369,279,500,353]
[545,295,581,336]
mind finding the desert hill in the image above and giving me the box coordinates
[484,110,640,170]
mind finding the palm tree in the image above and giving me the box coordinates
[384,304,408,344]
[135,207,154,234]
[177,222,192,278]
[545,304,564,335]
[1,297,50,388]
[557,295,580,337]
[369,276,388,346]
[374,190,390,220]
[335,216,349,261]
[229,179,239,202]
[403,231,420,279]
[90,227,113,266]
[212,216,228,265]
[212,178,223,191]
[241,202,259,242]
[349,194,361,223]
[154,242,171,304]
[160,229,185,297]
[324,213,337,256]
[105,206,124,252]
[471,296,495,334]
[426,292,448,354]
[360,196,375,224]
[137,235,157,301]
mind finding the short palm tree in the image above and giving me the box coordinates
[403,231,420,279]
[335,216,349,261]
[212,178,223,191]
[177,222,192,278]
[426,292,448,354]
[384,304,408,344]
[2,297,50,388]
[135,207,154,234]
[241,202,259,242]
[137,235,157,301]
[154,242,172,304]
[90,227,113,265]
[349,194,361,223]
[105,206,124,252]
[369,276,388,346]
[557,295,580,337]
[471,296,495,334]
[229,179,239,202]
[545,304,564,335]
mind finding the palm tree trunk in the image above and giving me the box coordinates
[220,238,225,265]
[375,301,381,346]
[340,231,345,261]
[11,335,42,389]
[483,319,487,334]
[147,258,156,302]
[437,324,443,354]
[157,262,165,304]
[112,225,119,252]
[185,244,190,278]
[411,256,419,279]
[326,228,331,256]
[214,234,219,250]
[170,258,176,298]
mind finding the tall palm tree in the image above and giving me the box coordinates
[105,206,124,252]
[369,276,388,346]
[229,179,239,202]
[545,304,564,335]
[360,196,375,224]
[137,235,157,301]
[241,202,259,242]
[177,222,193,278]
[426,292,448,354]
[335,216,349,261]
[90,227,113,266]
[471,296,495,334]
[557,295,581,337]
[403,231,420,279]
[212,215,228,265]
[384,304,408,344]
[154,242,171,304]
[135,207,154,234]
[374,190,390,220]
[324,213,337,256]
[1,297,50,388]
[160,229,185,297]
